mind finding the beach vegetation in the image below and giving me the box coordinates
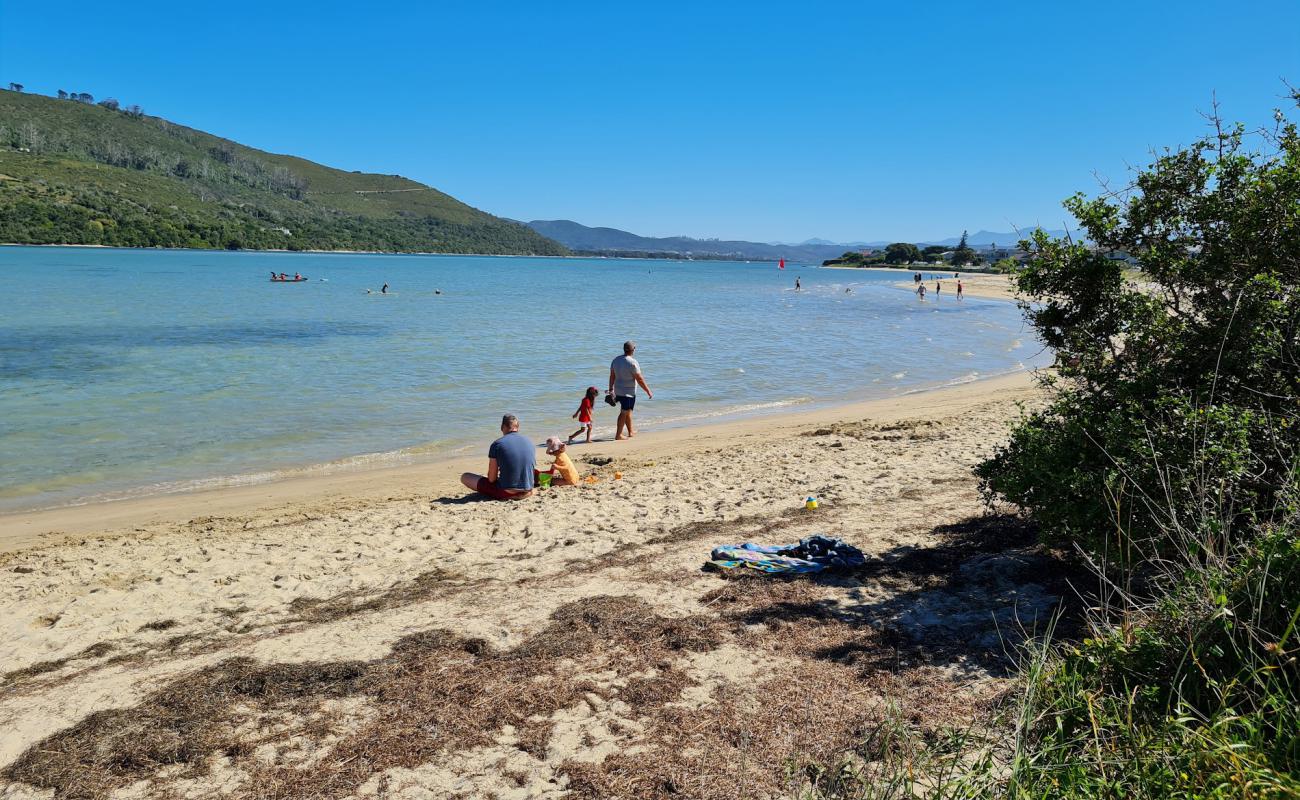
[884,242,922,264]
[958,94,1300,795]
[978,96,1299,558]
[799,93,1300,799]
[949,230,980,266]
[991,256,1020,274]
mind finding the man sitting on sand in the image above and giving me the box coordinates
[460,414,535,500]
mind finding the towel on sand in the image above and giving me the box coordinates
[706,534,865,574]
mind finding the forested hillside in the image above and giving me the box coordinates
[0,89,566,255]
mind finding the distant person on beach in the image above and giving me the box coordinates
[957,279,964,299]
[537,437,580,486]
[459,414,536,500]
[917,283,927,299]
[935,280,942,295]
[569,386,598,443]
[913,272,921,284]
[609,341,652,440]
[795,277,801,291]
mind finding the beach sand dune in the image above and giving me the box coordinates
[0,374,1076,799]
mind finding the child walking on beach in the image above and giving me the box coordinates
[569,386,598,443]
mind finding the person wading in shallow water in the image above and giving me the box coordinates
[609,340,653,440]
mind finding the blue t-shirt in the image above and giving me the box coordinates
[488,431,536,490]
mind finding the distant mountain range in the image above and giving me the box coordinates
[920,229,1073,247]
[524,220,849,262]
[526,220,1073,262]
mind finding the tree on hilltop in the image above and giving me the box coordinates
[56,89,68,99]
[7,82,23,92]
[98,98,120,111]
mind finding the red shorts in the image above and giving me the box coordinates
[474,477,531,500]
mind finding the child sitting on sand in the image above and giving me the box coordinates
[536,437,581,486]
[568,386,598,444]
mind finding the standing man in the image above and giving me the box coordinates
[609,340,652,440]
[459,414,536,499]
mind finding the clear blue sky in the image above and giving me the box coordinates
[2,0,1296,242]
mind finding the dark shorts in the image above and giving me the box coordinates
[474,477,531,500]
[617,395,636,411]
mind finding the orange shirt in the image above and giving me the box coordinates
[552,452,580,485]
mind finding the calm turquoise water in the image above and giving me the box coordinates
[0,246,1044,511]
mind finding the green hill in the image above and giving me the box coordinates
[0,89,567,255]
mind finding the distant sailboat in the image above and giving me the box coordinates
[779,258,785,270]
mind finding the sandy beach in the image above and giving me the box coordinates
[819,266,1018,302]
[0,369,1079,799]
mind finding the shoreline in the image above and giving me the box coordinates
[822,265,1017,301]
[0,242,790,263]
[0,364,1049,791]
[0,359,1026,521]
[0,370,1035,553]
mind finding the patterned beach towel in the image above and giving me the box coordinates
[706,534,866,574]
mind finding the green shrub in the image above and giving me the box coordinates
[977,94,1300,561]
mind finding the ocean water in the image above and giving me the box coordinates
[0,247,1045,512]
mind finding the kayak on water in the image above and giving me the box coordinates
[270,277,308,282]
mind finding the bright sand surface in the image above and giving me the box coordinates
[820,265,1019,301]
[0,370,1070,798]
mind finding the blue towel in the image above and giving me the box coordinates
[707,535,865,574]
